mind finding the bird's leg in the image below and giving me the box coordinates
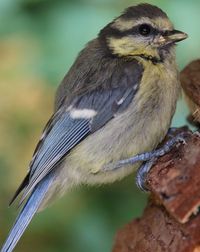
[103,132,187,188]
[136,129,190,191]
[135,158,156,191]
[167,127,178,138]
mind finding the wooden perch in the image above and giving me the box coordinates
[181,60,200,123]
[112,131,200,252]
[147,131,200,224]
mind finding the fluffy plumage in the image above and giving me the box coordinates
[1,3,187,252]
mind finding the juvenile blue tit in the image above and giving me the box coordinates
[1,3,187,252]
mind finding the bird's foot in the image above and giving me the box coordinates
[135,158,156,191]
[103,132,187,189]
[167,127,178,138]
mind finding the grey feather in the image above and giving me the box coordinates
[20,112,90,203]
[55,39,143,110]
[11,39,143,205]
[1,172,55,252]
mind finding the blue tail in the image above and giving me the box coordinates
[1,174,54,252]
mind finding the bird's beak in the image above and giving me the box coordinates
[155,30,188,46]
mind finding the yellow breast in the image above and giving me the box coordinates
[67,58,180,184]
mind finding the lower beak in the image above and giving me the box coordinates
[155,30,188,46]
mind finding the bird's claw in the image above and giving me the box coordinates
[135,158,156,191]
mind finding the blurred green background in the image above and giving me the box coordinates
[0,0,198,251]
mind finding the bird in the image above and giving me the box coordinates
[1,3,187,252]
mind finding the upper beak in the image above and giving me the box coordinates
[155,29,188,46]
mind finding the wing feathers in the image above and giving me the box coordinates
[20,116,90,203]
[11,60,143,205]
[1,173,55,252]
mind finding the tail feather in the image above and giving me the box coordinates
[9,173,30,206]
[1,173,54,252]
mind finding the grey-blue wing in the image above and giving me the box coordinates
[26,85,137,198]
[15,110,91,204]
[73,86,137,132]
[11,60,143,205]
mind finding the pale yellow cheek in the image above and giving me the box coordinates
[107,36,160,59]
[107,36,135,56]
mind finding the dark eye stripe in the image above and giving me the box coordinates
[99,24,160,39]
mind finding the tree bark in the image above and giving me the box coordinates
[113,131,200,252]
[181,60,200,124]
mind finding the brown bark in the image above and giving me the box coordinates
[113,131,200,252]
[181,60,200,123]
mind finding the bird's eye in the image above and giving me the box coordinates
[138,24,152,36]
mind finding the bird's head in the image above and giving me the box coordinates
[99,3,188,63]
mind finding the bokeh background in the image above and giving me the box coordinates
[0,0,198,251]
